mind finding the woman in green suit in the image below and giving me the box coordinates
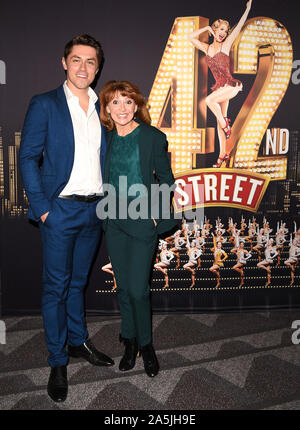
[99,80,177,377]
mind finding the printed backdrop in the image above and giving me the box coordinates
[0,0,300,315]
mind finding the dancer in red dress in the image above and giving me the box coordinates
[189,0,252,167]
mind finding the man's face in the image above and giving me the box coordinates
[62,44,98,92]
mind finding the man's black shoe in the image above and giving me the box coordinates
[140,343,159,377]
[68,338,114,366]
[47,365,68,403]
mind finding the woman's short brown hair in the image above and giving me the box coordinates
[99,80,151,130]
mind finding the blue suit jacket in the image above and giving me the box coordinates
[19,85,106,221]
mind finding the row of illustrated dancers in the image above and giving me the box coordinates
[102,217,300,290]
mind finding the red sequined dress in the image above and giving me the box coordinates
[206,50,242,92]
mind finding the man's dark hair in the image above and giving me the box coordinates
[64,34,104,67]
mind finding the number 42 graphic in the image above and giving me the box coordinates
[148,16,293,180]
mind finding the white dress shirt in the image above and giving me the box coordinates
[60,81,103,196]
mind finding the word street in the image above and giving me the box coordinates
[174,169,270,213]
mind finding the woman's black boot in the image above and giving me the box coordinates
[140,343,159,377]
[119,334,139,371]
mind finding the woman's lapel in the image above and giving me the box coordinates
[136,120,150,185]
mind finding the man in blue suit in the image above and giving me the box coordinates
[20,34,114,403]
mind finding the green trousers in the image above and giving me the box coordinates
[105,218,158,346]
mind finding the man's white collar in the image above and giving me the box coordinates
[63,81,98,104]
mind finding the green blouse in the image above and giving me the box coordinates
[109,126,145,199]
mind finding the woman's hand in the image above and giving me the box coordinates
[188,26,213,53]
[152,217,157,227]
[206,26,215,37]
[225,0,252,49]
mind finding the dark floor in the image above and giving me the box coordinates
[0,311,300,410]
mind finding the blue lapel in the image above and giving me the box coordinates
[55,86,75,177]
[95,100,107,180]
[55,85,75,144]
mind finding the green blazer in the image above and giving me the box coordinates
[102,119,178,235]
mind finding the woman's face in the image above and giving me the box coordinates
[215,24,229,42]
[106,92,137,130]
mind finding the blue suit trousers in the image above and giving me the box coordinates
[39,196,102,367]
